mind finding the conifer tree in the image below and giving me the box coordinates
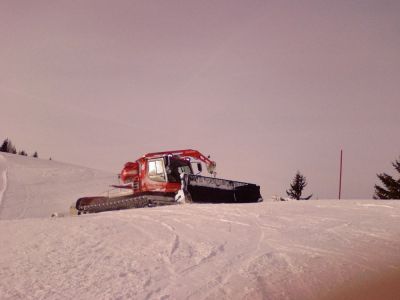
[0,138,17,154]
[18,150,28,156]
[33,151,39,158]
[374,157,400,199]
[286,171,313,200]
[0,139,8,152]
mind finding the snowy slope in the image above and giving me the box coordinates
[0,153,115,219]
[0,153,399,299]
[1,201,400,299]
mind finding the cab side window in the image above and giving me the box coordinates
[148,159,166,182]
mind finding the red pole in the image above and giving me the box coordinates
[339,149,343,199]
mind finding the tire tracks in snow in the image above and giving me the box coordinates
[0,154,8,214]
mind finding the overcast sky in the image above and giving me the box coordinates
[1,0,399,199]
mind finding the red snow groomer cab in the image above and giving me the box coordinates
[74,149,262,214]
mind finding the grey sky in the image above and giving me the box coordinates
[1,0,399,199]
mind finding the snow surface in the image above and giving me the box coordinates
[0,153,115,219]
[0,153,400,299]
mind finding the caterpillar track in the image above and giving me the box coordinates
[73,193,177,215]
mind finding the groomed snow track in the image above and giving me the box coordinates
[0,155,8,210]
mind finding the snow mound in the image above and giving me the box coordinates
[0,153,115,220]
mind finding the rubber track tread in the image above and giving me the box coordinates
[77,194,176,214]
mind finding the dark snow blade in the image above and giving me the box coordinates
[185,174,263,203]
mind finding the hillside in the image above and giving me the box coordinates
[0,153,115,219]
[0,153,399,299]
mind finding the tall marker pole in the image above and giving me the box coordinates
[338,149,343,199]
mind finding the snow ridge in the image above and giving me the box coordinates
[0,155,7,209]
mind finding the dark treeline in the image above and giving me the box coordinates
[0,138,39,158]
[285,155,400,200]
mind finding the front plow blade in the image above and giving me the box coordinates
[183,174,262,203]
